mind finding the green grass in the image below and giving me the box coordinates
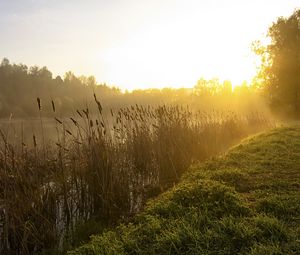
[68,126,300,255]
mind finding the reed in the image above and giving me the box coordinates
[0,99,272,254]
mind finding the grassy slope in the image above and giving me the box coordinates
[68,126,300,255]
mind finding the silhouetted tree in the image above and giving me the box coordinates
[254,9,300,116]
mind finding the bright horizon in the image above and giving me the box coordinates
[1,0,300,90]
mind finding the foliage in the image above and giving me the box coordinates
[69,126,300,255]
[254,9,300,117]
[0,58,120,117]
[0,58,266,118]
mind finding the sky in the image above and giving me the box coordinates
[1,0,300,90]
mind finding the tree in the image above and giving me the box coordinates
[254,9,300,116]
[1,58,10,66]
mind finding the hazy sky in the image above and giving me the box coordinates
[1,0,300,90]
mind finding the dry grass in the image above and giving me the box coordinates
[0,97,272,254]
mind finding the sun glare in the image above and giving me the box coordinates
[3,0,300,91]
[93,1,271,91]
[99,43,257,91]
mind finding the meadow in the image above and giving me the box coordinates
[69,125,300,255]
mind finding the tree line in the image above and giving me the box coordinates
[0,58,265,119]
[1,9,300,119]
[0,59,121,117]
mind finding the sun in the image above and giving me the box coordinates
[97,33,258,91]
[92,0,280,91]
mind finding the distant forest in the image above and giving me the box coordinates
[0,58,264,118]
[2,10,300,119]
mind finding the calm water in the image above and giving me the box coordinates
[0,114,114,149]
[0,118,66,148]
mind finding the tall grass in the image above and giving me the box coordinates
[0,97,272,254]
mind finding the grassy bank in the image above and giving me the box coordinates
[0,101,271,254]
[68,125,300,255]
